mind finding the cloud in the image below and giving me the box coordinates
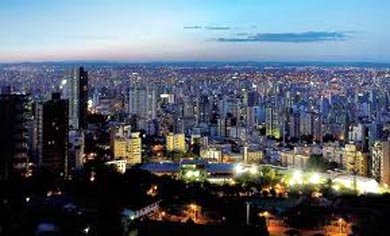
[205,26,231,30]
[236,33,249,36]
[183,25,231,30]
[214,31,353,43]
[183,26,202,29]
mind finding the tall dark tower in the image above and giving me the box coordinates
[65,66,88,130]
[35,93,69,176]
[198,94,210,124]
[79,66,88,130]
[0,88,31,180]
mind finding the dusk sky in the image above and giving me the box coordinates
[1,0,389,62]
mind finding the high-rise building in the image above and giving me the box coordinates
[371,141,390,185]
[166,133,186,152]
[34,93,69,176]
[183,96,194,119]
[129,84,156,128]
[63,67,88,130]
[247,90,259,107]
[68,130,85,172]
[299,112,313,137]
[266,106,281,139]
[344,143,368,177]
[289,110,300,139]
[0,88,31,180]
[110,126,142,165]
[196,95,210,124]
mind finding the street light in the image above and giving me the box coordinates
[259,211,270,226]
[83,226,90,235]
[338,218,343,234]
[190,204,197,222]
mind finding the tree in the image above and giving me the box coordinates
[260,166,278,187]
[166,150,186,162]
[306,154,330,171]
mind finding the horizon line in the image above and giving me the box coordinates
[1,59,390,66]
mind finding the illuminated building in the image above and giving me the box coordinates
[245,150,264,164]
[0,88,31,180]
[371,141,390,185]
[166,133,186,152]
[160,93,175,104]
[190,135,208,148]
[105,159,127,174]
[322,143,344,166]
[111,126,142,165]
[280,147,318,169]
[129,83,156,129]
[62,67,88,130]
[344,143,368,177]
[280,151,310,169]
[266,106,281,139]
[200,148,222,162]
[34,93,69,176]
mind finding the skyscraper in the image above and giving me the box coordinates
[34,93,69,176]
[0,88,31,180]
[129,83,157,129]
[63,67,88,130]
[371,141,390,185]
[266,106,281,139]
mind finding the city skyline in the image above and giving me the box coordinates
[1,0,390,63]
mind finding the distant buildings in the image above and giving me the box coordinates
[3,63,390,186]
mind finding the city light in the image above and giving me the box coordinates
[83,226,90,234]
[249,165,258,175]
[289,170,303,186]
[1,1,390,235]
[233,163,259,176]
[185,170,201,178]
[308,172,321,184]
[234,163,245,175]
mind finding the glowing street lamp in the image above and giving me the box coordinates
[338,218,343,234]
[83,226,90,235]
[259,211,270,226]
[190,204,198,222]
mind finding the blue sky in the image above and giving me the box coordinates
[0,0,389,62]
